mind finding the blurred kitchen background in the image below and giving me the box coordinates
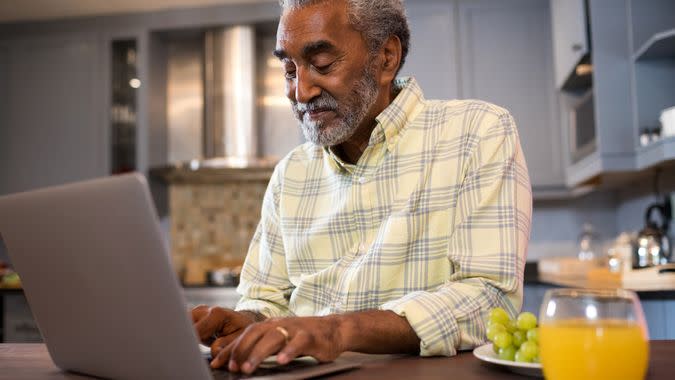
[0,0,674,342]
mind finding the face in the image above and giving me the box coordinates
[275,0,381,147]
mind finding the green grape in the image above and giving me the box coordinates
[493,342,500,354]
[526,327,539,343]
[498,346,516,361]
[512,330,526,347]
[532,355,540,363]
[486,323,506,341]
[489,307,511,326]
[514,350,532,363]
[493,331,513,349]
[519,341,539,361]
[516,312,537,330]
[505,319,518,333]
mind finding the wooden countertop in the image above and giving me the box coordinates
[0,341,673,379]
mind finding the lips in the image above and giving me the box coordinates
[305,108,336,120]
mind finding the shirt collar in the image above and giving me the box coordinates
[373,77,425,152]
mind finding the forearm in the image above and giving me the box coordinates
[332,310,420,355]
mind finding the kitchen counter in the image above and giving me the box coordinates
[523,262,675,300]
[0,341,673,379]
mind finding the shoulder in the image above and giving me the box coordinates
[419,98,517,137]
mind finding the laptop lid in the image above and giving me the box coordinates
[0,173,212,380]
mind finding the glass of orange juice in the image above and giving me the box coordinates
[539,288,649,380]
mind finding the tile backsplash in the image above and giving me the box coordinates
[169,181,268,285]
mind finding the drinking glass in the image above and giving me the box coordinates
[538,288,649,380]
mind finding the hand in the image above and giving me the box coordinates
[190,305,261,356]
[210,316,344,374]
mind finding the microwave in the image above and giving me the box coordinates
[569,89,597,163]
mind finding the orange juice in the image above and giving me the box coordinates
[540,319,648,380]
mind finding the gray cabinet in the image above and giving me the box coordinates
[400,0,459,100]
[557,0,675,187]
[457,0,564,189]
[550,0,589,89]
[0,34,107,195]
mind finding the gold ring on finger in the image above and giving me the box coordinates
[275,326,290,344]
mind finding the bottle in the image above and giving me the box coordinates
[578,223,600,261]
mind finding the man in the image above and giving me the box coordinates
[192,0,532,374]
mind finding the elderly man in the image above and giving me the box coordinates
[192,0,532,374]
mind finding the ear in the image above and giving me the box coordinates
[378,35,402,85]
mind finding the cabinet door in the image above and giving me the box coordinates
[550,0,589,89]
[399,0,459,100]
[0,35,106,195]
[458,0,564,188]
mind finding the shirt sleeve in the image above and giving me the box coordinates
[235,165,296,318]
[380,110,532,356]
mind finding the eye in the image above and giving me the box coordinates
[313,62,334,73]
[284,70,296,79]
[282,62,297,79]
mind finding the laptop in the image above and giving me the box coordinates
[0,173,359,380]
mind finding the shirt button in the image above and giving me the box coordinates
[359,243,367,253]
[358,176,368,184]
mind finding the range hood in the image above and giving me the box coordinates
[203,26,259,167]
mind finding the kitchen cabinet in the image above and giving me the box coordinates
[556,0,635,186]
[558,0,675,187]
[400,0,459,100]
[550,0,589,90]
[0,34,107,195]
[629,0,675,172]
[457,0,564,190]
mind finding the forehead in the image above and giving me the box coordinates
[276,1,362,55]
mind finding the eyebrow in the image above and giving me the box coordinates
[273,40,337,61]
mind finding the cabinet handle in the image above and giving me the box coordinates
[572,43,583,52]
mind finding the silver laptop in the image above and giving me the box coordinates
[0,173,360,380]
[0,173,214,379]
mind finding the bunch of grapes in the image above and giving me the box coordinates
[486,307,540,363]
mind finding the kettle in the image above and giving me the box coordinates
[634,202,671,268]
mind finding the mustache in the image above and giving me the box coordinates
[293,92,339,114]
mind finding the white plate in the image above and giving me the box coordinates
[473,343,543,377]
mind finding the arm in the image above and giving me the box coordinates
[234,165,295,318]
[379,110,532,356]
[209,309,419,373]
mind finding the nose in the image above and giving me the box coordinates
[290,67,321,104]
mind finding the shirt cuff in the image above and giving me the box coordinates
[380,291,462,356]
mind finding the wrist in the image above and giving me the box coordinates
[328,313,356,353]
[238,310,267,324]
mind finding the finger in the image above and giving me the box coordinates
[238,328,288,374]
[210,339,236,369]
[227,324,270,372]
[194,307,228,343]
[190,305,209,323]
[210,334,240,359]
[277,330,311,365]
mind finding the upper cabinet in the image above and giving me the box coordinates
[550,0,590,90]
[0,34,107,195]
[457,0,564,192]
[549,0,675,187]
[630,0,675,172]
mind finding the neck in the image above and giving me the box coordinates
[333,83,397,164]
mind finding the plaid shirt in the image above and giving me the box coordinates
[235,77,532,356]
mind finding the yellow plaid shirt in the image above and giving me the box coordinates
[235,77,532,356]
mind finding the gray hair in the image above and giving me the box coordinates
[279,0,410,75]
